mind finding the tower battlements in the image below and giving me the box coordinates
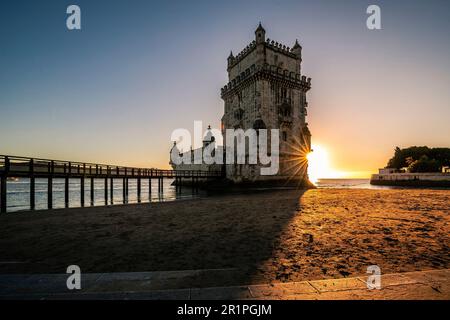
[227,23,302,76]
[221,63,311,98]
[228,37,301,70]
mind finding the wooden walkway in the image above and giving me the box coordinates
[0,155,223,212]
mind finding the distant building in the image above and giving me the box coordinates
[378,168,405,174]
[371,166,450,187]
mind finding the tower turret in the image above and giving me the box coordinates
[255,23,266,44]
[227,51,235,69]
[292,39,302,73]
[292,39,302,59]
[203,125,215,147]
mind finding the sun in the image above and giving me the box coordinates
[307,144,343,184]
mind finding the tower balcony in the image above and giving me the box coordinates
[221,64,311,98]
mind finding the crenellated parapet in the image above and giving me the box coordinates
[221,63,311,98]
[227,38,301,70]
[264,38,299,58]
[227,40,257,69]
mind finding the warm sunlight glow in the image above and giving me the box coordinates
[307,144,344,183]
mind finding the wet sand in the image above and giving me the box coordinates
[0,188,448,287]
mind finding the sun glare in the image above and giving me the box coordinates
[307,144,343,184]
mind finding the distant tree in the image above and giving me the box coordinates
[408,155,441,173]
[430,148,450,166]
[387,147,403,169]
[386,146,450,171]
[405,156,415,167]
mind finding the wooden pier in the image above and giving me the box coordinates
[0,155,223,213]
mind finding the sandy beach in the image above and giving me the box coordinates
[0,188,448,288]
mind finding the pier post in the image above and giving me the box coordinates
[48,161,54,210]
[104,177,108,205]
[125,178,129,202]
[80,177,85,207]
[175,177,181,193]
[137,177,141,203]
[90,177,94,206]
[30,159,35,210]
[47,178,53,209]
[0,176,6,213]
[65,177,69,208]
[2,157,10,213]
[81,164,86,207]
[110,178,114,204]
[148,178,152,201]
[65,162,71,208]
[30,177,36,210]
[122,178,126,204]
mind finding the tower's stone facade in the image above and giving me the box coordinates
[221,24,312,185]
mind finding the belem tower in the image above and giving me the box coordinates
[171,24,312,186]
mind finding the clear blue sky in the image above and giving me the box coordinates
[1,0,449,175]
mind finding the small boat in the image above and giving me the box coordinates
[6,177,19,182]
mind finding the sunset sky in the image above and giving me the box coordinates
[1,0,449,178]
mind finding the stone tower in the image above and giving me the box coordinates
[221,24,312,185]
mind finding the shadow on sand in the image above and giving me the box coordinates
[0,188,308,297]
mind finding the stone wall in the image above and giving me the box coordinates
[370,173,450,187]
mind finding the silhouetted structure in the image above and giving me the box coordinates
[0,155,222,213]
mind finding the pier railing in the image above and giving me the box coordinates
[0,155,223,213]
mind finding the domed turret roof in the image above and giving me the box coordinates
[203,125,215,142]
[255,22,265,33]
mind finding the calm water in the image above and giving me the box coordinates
[4,178,205,213]
[314,178,450,190]
[315,178,382,189]
[2,178,430,213]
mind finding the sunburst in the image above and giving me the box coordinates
[280,133,311,187]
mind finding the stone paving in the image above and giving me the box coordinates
[0,268,448,300]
